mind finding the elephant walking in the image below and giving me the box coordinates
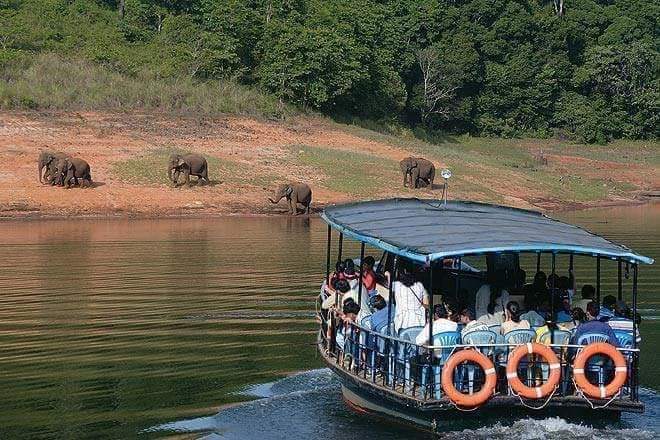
[399,157,435,189]
[168,153,209,187]
[53,157,92,188]
[268,182,312,215]
[38,151,68,184]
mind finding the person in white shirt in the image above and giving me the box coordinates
[415,304,457,345]
[475,270,510,321]
[392,267,428,333]
[500,301,531,335]
[459,308,489,338]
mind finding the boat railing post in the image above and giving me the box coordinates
[428,260,434,359]
[337,232,343,262]
[596,256,601,305]
[454,257,461,303]
[536,252,541,273]
[358,242,365,306]
[632,263,639,401]
[618,260,623,301]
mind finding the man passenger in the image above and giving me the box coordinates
[598,295,617,321]
[573,284,595,311]
[571,301,619,346]
[368,295,391,332]
[415,304,457,346]
[361,255,378,295]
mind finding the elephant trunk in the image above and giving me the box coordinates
[268,196,281,204]
[38,161,43,183]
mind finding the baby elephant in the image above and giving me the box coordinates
[268,182,312,215]
[168,153,209,187]
[53,157,92,188]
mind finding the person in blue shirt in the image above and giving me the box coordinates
[369,295,393,331]
[597,295,617,321]
[571,301,619,346]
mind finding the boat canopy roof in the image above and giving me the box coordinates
[321,198,654,265]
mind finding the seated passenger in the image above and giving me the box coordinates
[368,295,391,331]
[555,298,573,323]
[321,279,351,310]
[598,295,617,321]
[560,307,586,331]
[459,308,489,338]
[361,255,378,295]
[392,267,428,333]
[558,275,573,303]
[342,280,373,323]
[573,284,595,311]
[535,321,563,344]
[335,300,361,352]
[343,259,359,289]
[571,301,619,346]
[415,304,458,345]
[475,269,510,321]
[607,300,641,343]
[500,301,530,335]
[520,297,545,327]
[328,261,346,290]
[523,270,548,306]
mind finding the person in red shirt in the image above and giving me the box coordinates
[361,255,377,293]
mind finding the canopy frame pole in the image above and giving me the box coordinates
[551,253,556,342]
[337,232,343,262]
[596,256,601,305]
[618,260,623,301]
[325,225,332,286]
[358,242,365,306]
[632,263,639,400]
[536,252,541,273]
[569,254,575,296]
[385,255,398,386]
[455,257,461,303]
[428,262,434,349]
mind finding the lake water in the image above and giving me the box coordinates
[0,203,658,439]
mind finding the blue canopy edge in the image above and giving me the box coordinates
[321,198,654,265]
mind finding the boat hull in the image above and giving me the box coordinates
[319,340,643,433]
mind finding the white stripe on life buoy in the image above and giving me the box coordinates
[615,366,627,372]
[535,387,542,398]
[527,343,533,354]
[506,372,518,379]
[574,368,584,374]
[484,368,496,376]
[600,385,606,399]
[549,363,561,370]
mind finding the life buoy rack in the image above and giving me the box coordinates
[573,342,627,399]
[506,343,561,399]
[441,349,497,408]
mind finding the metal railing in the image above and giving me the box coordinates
[319,311,641,404]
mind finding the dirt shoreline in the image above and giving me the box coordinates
[0,110,657,220]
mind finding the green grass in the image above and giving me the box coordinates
[0,53,293,118]
[286,145,399,196]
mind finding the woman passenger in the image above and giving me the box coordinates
[475,270,509,323]
[392,267,428,333]
[500,301,530,335]
[343,259,359,289]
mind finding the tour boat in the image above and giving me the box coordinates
[316,198,653,432]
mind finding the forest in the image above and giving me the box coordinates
[0,0,657,143]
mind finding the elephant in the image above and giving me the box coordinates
[38,151,68,184]
[53,157,92,188]
[168,153,209,187]
[399,157,435,189]
[268,182,312,215]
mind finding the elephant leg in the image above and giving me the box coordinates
[172,170,180,186]
[201,167,209,185]
[402,173,408,187]
[183,169,191,186]
[288,198,296,215]
[412,169,420,188]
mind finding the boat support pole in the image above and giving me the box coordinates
[551,253,556,341]
[386,256,398,387]
[536,252,541,273]
[337,232,343,263]
[358,242,365,306]
[632,263,638,400]
[428,262,434,348]
[325,225,331,287]
[596,256,601,305]
[455,257,461,303]
[617,260,623,301]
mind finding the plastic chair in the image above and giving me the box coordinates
[397,326,423,390]
[421,331,460,399]
[462,330,497,393]
[501,329,537,388]
[538,329,571,393]
[613,330,634,349]
[488,324,501,335]
[576,332,611,387]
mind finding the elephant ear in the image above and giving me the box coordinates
[285,185,293,197]
[177,158,186,167]
[66,160,74,171]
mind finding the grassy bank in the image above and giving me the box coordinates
[0,54,290,118]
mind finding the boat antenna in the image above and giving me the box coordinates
[440,169,452,205]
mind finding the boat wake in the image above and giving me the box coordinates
[146,369,659,439]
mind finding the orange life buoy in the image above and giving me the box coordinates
[506,342,561,399]
[573,342,627,399]
[441,349,497,408]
